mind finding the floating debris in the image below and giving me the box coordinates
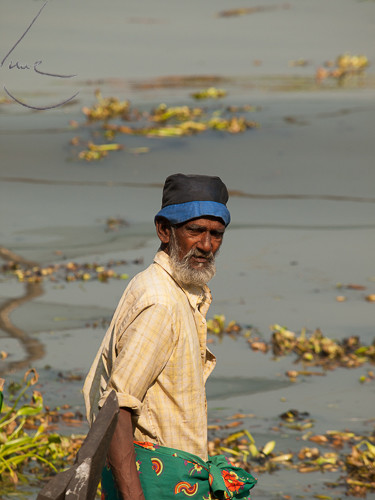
[336,295,347,302]
[82,90,131,121]
[316,54,369,85]
[105,217,129,231]
[74,91,259,160]
[289,59,309,67]
[78,142,124,161]
[103,116,258,138]
[0,370,85,486]
[279,409,310,423]
[131,74,230,90]
[207,315,242,335]
[286,369,326,381]
[207,316,375,373]
[1,257,143,284]
[208,116,257,133]
[191,87,227,99]
[207,423,375,496]
[1,371,373,497]
[346,284,367,291]
[216,4,290,18]
[359,370,375,384]
[261,324,375,370]
[208,428,277,470]
[283,115,308,126]
[278,409,314,431]
[249,340,269,353]
[207,315,226,335]
[345,440,375,496]
[150,103,203,122]
[226,105,260,113]
[130,121,207,137]
[57,371,83,382]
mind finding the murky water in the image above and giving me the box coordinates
[1,0,375,498]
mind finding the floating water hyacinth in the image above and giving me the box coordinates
[0,370,84,486]
[191,87,227,99]
[78,142,124,161]
[206,315,242,335]
[74,91,259,160]
[208,422,375,496]
[247,324,375,370]
[150,103,203,122]
[316,53,369,85]
[1,257,142,283]
[82,90,131,121]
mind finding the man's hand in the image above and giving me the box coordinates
[107,407,146,500]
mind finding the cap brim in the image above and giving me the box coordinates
[155,200,230,226]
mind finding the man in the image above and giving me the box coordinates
[83,173,231,499]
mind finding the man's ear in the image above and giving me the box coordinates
[155,219,171,245]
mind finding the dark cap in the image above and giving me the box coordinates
[155,173,230,226]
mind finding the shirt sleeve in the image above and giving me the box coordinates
[98,303,176,414]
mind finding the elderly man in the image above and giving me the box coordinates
[83,174,256,500]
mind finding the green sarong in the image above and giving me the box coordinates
[102,441,257,500]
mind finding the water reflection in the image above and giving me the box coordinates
[0,247,45,374]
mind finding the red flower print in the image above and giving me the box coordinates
[222,470,245,494]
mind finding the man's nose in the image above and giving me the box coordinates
[197,232,212,253]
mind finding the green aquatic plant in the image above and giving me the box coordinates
[1,257,143,284]
[82,90,131,121]
[0,370,84,487]
[74,91,259,160]
[207,315,242,335]
[191,87,227,99]
[247,324,375,371]
[209,428,276,469]
[150,103,204,122]
[316,53,369,85]
[78,142,124,161]
[208,421,375,496]
[345,440,375,495]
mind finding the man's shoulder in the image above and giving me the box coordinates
[126,259,181,308]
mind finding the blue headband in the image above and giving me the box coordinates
[155,200,231,226]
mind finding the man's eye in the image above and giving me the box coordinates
[187,227,202,234]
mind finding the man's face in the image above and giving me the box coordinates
[167,217,225,286]
[170,217,225,267]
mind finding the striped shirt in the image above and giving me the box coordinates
[83,250,216,460]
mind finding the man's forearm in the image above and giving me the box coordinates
[107,407,145,500]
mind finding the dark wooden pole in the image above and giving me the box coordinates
[37,390,119,500]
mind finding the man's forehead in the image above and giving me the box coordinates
[182,217,225,229]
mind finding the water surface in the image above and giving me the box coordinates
[1,1,375,498]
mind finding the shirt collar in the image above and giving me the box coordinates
[153,250,212,311]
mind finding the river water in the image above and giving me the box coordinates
[1,0,375,498]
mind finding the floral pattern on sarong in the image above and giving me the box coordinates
[175,481,199,496]
[101,441,256,500]
[151,457,164,476]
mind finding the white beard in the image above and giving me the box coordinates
[169,228,216,287]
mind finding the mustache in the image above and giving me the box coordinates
[184,248,215,262]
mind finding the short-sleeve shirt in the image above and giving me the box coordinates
[83,250,216,460]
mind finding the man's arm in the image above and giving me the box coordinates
[107,407,145,500]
